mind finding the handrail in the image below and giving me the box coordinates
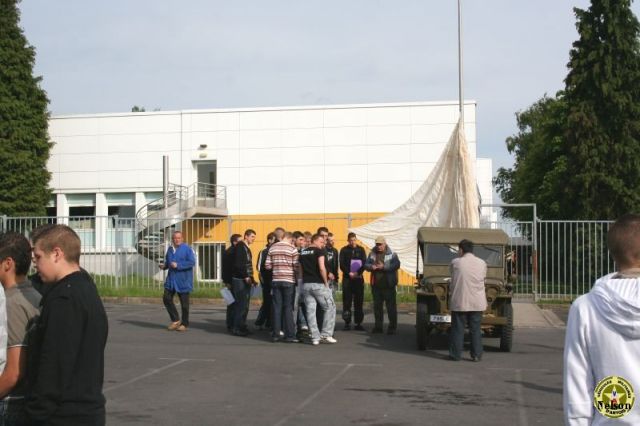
[135,182,227,225]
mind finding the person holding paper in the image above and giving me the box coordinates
[339,232,367,331]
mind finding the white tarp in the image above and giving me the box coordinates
[349,118,479,276]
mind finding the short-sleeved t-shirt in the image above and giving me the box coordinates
[5,280,41,398]
[299,247,325,284]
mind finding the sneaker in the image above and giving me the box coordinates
[343,324,351,331]
[320,336,338,344]
[386,328,396,335]
[311,340,320,346]
[283,338,299,343]
[176,325,188,332]
[471,356,482,362]
[272,336,281,343]
[279,331,285,337]
[232,329,249,337]
[447,355,461,361]
[371,327,383,334]
[167,321,181,331]
[301,326,309,331]
[354,324,365,331]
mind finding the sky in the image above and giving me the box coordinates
[17,0,640,178]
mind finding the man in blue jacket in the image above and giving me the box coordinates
[160,231,196,331]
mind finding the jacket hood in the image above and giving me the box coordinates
[590,273,640,339]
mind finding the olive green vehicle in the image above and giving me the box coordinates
[415,227,514,352]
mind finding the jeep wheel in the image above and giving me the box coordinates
[416,302,429,350]
[499,303,513,352]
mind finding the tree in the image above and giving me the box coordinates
[495,0,640,220]
[0,0,52,216]
[131,105,146,112]
[494,95,570,221]
[563,0,640,219]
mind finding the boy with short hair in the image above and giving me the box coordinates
[564,214,640,425]
[27,225,108,425]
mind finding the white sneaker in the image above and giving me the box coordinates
[301,326,309,331]
[320,336,338,344]
[279,331,284,337]
[311,340,320,346]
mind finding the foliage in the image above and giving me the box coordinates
[494,95,570,221]
[495,0,640,220]
[563,0,640,219]
[131,105,146,112]
[0,0,52,216]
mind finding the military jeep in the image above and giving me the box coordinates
[415,227,513,352]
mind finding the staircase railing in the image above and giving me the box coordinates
[135,182,227,260]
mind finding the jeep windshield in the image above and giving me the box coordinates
[424,243,503,267]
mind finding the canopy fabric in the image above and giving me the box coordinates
[349,118,480,276]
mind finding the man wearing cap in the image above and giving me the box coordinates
[364,236,401,334]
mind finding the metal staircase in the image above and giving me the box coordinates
[135,182,227,261]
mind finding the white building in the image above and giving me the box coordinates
[47,100,492,219]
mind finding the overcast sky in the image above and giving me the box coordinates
[18,1,640,176]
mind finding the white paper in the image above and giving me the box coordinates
[220,287,235,305]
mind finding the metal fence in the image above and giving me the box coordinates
[2,216,226,290]
[0,215,617,300]
[536,220,614,301]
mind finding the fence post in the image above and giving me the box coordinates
[532,206,538,302]
[0,215,5,233]
[347,213,352,228]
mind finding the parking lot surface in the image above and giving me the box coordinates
[104,303,565,426]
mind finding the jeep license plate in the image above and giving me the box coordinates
[429,314,451,323]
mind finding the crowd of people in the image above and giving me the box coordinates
[161,226,402,343]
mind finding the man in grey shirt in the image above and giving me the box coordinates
[448,239,487,362]
[0,232,41,423]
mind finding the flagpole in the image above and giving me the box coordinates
[458,0,464,124]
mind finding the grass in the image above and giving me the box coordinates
[91,273,418,302]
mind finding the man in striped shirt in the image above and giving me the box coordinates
[265,232,300,343]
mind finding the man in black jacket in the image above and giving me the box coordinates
[339,232,367,331]
[231,229,256,336]
[222,234,242,332]
[28,224,108,426]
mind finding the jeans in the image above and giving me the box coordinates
[303,283,336,341]
[371,286,397,330]
[163,288,190,326]
[342,278,364,325]
[231,278,251,332]
[0,398,28,426]
[255,278,273,327]
[449,311,483,360]
[294,282,308,330]
[271,281,295,339]
[317,280,338,328]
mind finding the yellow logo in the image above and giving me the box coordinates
[593,376,635,419]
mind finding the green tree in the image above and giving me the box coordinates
[495,0,640,220]
[0,0,51,216]
[494,95,570,221]
[563,0,640,219]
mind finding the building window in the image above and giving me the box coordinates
[66,194,96,249]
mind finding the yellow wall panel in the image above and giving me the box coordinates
[182,212,417,285]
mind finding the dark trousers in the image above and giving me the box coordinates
[342,278,364,325]
[449,311,483,360]
[231,278,251,332]
[272,281,295,339]
[371,286,397,330]
[255,278,273,327]
[163,288,190,326]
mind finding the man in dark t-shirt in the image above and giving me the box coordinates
[299,234,337,345]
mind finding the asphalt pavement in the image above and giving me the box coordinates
[104,302,566,426]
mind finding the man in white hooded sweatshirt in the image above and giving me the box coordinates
[564,214,640,425]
